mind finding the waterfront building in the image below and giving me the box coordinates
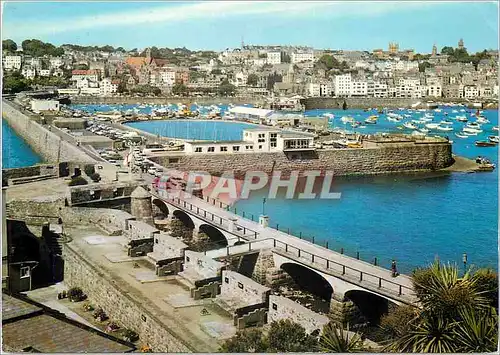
[159,69,176,85]
[367,80,389,98]
[71,69,100,83]
[183,127,315,154]
[30,99,60,112]
[266,51,281,65]
[99,78,119,95]
[427,84,442,98]
[442,84,464,98]
[334,73,352,97]
[232,71,248,87]
[3,55,22,70]
[351,79,368,97]
[464,85,479,99]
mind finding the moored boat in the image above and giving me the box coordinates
[455,133,468,139]
[436,125,453,132]
[475,141,497,147]
[403,122,418,130]
[488,136,499,143]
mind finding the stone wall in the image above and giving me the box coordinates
[221,270,270,306]
[153,141,452,178]
[268,295,330,334]
[63,244,192,352]
[2,99,96,163]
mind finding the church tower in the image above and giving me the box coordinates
[432,43,437,56]
[145,47,152,60]
[458,38,464,50]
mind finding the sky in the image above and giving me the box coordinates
[1,1,499,53]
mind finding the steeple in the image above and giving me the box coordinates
[432,43,437,56]
[458,38,464,50]
[145,47,152,60]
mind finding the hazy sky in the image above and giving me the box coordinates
[2,1,498,52]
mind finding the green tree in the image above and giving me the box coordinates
[418,61,433,72]
[441,46,455,56]
[74,63,89,70]
[281,52,291,63]
[386,261,498,353]
[172,83,188,96]
[319,322,365,353]
[211,68,222,75]
[247,73,259,86]
[219,329,268,353]
[267,319,318,352]
[3,71,30,93]
[2,39,17,52]
[218,79,236,96]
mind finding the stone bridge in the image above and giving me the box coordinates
[150,188,418,323]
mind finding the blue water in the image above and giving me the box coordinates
[125,120,257,141]
[69,104,499,273]
[2,120,42,169]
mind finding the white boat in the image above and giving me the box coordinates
[436,126,453,132]
[411,130,426,137]
[341,116,355,124]
[452,109,458,113]
[493,126,499,131]
[387,116,401,122]
[425,123,439,129]
[364,116,378,124]
[455,133,468,139]
[455,115,468,122]
[466,122,482,129]
[488,136,499,143]
[434,108,442,112]
[403,122,418,130]
[476,116,490,124]
[419,128,430,134]
[463,127,483,134]
[424,113,434,119]
[440,120,453,125]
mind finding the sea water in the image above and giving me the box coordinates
[2,120,42,169]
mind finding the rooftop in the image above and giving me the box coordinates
[2,293,135,353]
[228,106,274,117]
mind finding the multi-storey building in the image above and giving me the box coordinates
[99,78,119,95]
[291,51,314,63]
[3,55,22,70]
[427,84,442,98]
[351,80,368,96]
[49,57,63,69]
[71,69,100,83]
[442,84,463,98]
[21,66,36,79]
[334,73,351,97]
[159,70,176,85]
[464,85,479,99]
[266,52,281,65]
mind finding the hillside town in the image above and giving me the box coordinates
[2,38,499,101]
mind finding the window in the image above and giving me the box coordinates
[220,146,228,152]
[20,266,30,278]
[155,239,159,244]
[238,282,244,289]
[258,133,265,138]
[258,145,263,149]
[224,277,229,284]
[207,147,215,152]
[271,142,277,148]
[186,256,190,262]
[195,147,202,153]
[272,303,278,310]
[246,145,253,150]
[232,146,240,152]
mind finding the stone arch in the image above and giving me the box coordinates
[280,262,334,313]
[173,210,195,229]
[199,224,228,248]
[152,199,169,219]
[344,289,397,325]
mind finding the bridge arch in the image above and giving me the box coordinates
[173,210,195,230]
[199,224,228,248]
[280,262,334,312]
[344,289,398,325]
[152,199,169,219]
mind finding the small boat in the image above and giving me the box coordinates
[463,127,483,134]
[341,116,355,124]
[425,123,439,129]
[455,115,468,122]
[488,136,499,143]
[455,133,468,139]
[403,122,418,129]
[493,126,499,131]
[419,128,430,134]
[411,130,426,137]
[475,141,497,147]
[436,126,453,132]
[387,116,401,122]
[476,116,490,124]
[440,120,453,125]
[466,122,482,129]
[364,116,378,124]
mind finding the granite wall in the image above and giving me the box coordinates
[152,140,452,178]
[2,99,96,164]
[63,244,193,353]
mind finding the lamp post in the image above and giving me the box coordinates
[262,198,266,216]
[462,253,468,274]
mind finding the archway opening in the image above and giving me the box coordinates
[171,210,195,240]
[152,199,169,220]
[279,263,333,313]
[198,224,228,250]
[344,290,393,326]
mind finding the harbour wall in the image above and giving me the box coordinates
[2,100,96,164]
[69,95,265,106]
[151,141,453,178]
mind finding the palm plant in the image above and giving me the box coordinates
[319,322,365,353]
[453,307,498,353]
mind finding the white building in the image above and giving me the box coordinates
[227,106,274,123]
[291,51,314,63]
[29,57,42,68]
[49,57,63,69]
[39,69,51,77]
[3,55,22,70]
[351,80,368,96]
[307,83,321,97]
[266,52,281,65]
[494,85,499,97]
[334,73,352,97]
[80,87,101,96]
[160,70,176,85]
[464,85,479,99]
[183,127,315,155]
[367,81,388,98]
[71,69,100,83]
[99,78,118,95]
[232,72,248,87]
[21,66,36,79]
[427,84,442,98]
[31,100,59,112]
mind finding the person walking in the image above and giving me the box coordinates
[391,259,398,277]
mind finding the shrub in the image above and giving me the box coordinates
[106,321,120,332]
[83,303,94,312]
[123,329,139,342]
[67,287,86,302]
[83,164,95,176]
[68,176,88,186]
[93,307,108,322]
[89,173,101,182]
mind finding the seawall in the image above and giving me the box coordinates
[70,95,265,106]
[151,139,453,178]
[2,99,96,164]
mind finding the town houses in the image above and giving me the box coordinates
[2,39,498,100]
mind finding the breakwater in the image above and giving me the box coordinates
[151,138,453,178]
[2,100,96,164]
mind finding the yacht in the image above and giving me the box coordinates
[403,122,418,130]
[425,123,439,129]
[436,125,453,132]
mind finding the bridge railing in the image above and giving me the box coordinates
[157,190,260,240]
[272,239,415,300]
